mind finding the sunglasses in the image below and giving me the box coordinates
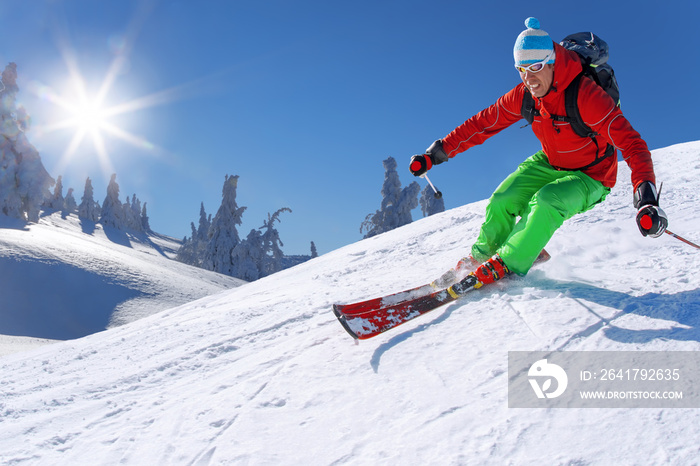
[515,50,554,73]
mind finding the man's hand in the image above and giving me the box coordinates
[409,154,432,177]
[634,181,668,238]
[408,140,449,177]
[636,205,667,237]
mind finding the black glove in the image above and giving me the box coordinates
[409,140,449,177]
[634,181,668,238]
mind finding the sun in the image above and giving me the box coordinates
[70,98,107,134]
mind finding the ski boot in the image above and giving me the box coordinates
[447,254,511,297]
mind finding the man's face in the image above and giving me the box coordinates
[519,64,554,98]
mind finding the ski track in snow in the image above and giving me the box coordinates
[1,141,700,464]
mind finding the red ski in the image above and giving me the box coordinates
[333,250,550,340]
[333,274,480,340]
[334,257,477,316]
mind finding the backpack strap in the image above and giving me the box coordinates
[563,74,590,139]
[520,73,616,172]
[560,73,617,170]
[520,89,537,125]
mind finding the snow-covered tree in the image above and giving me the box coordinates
[230,228,264,281]
[123,197,133,227]
[0,63,53,222]
[176,226,202,267]
[176,222,200,267]
[203,175,247,275]
[78,177,100,221]
[141,202,150,232]
[360,157,420,238]
[44,175,64,210]
[100,174,123,228]
[15,104,30,133]
[92,175,151,231]
[15,144,53,222]
[0,149,20,218]
[197,202,210,241]
[124,194,143,231]
[176,203,211,267]
[395,181,420,226]
[310,241,318,258]
[419,184,445,217]
[1,63,20,110]
[177,177,309,280]
[64,187,77,213]
[258,207,291,277]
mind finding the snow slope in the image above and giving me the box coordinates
[0,214,244,345]
[1,141,700,465]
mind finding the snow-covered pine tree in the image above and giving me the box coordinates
[360,157,420,238]
[419,184,445,217]
[123,196,133,227]
[258,207,291,277]
[78,177,100,221]
[0,63,53,222]
[12,142,53,222]
[141,202,150,232]
[64,187,77,213]
[14,105,29,133]
[126,194,143,231]
[100,174,123,228]
[176,222,200,266]
[1,63,19,108]
[176,203,211,267]
[396,181,420,226]
[202,175,247,275]
[197,202,210,241]
[44,175,64,210]
[0,148,22,218]
[230,228,264,281]
[310,241,318,258]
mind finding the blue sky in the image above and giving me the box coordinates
[1,0,697,255]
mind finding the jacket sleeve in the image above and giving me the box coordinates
[441,85,525,158]
[577,78,656,189]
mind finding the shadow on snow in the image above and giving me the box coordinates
[0,257,144,340]
[370,276,700,371]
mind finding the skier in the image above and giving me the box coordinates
[409,17,667,286]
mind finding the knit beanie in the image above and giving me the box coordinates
[513,17,555,66]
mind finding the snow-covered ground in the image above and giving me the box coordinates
[0,214,244,349]
[1,141,699,464]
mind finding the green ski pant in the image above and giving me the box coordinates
[471,151,610,275]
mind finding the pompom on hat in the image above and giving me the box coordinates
[513,17,555,66]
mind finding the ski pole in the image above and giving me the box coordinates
[665,229,700,250]
[646,184,700,250]
[421,173,443,199]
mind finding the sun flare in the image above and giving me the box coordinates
[30,2,220,181]
[27,3,170,180]
[29,61,162,180]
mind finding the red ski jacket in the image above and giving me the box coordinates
[441,43,655,189]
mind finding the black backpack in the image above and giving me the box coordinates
[520,32,620,171]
